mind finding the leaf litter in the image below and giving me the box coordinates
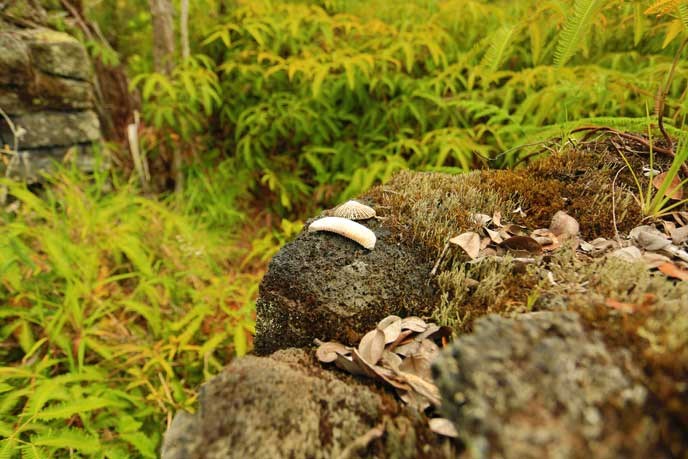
[315,314,457,437]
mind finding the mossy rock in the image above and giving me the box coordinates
[162,348,454,459]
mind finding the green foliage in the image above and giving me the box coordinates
[189,0,688,214]
[0,162,257,457]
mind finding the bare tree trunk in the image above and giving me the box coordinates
[148,0,183,194]
[180,0,190,61]
[148,0,175,75]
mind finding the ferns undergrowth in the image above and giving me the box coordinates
[135,0,688,215]
[0,162,259,457]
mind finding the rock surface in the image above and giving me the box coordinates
[0,21,100,181]
[162,348,451,459]
[255,217,438,354]
[432,311,660,459]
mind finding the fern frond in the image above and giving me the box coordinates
[678,2,688,29]
[645,0,681,16]
[31,428,101,454]
[554,0,604,66]
[481,25,516,71]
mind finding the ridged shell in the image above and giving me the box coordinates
[331,200,376,220]
[308,216,376,249]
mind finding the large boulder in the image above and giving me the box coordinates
[255,217,438,354]
[162,348,452,459]
[432,312,660,459]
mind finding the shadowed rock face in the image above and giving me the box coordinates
[162,348,451,459]
[255,217,438,355]
[432,312,660,459]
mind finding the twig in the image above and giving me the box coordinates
[571,125,688,177]
[611,165,626,246]
[430,241,450,276]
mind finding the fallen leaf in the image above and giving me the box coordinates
[469,213,491,226]
[316,341,351,363]
[549,211,579,239]
[499,236,542,254]
[449,232,481,259]
[377,315,402,344]
[670,225,688,245]
[642,252,672,268]
[609,246,642,262]
[380,350,402,370]
[492,211,502,227]
[358,328,386,365]
[334,354,367,376]
[630,225,671,251]
[429,418,459,438]
[652,171,683,200]
[484,227,503,244]
[400,316,428,332]
[658,262,688,281]
[399,353,432,381]
[503,224,527,236]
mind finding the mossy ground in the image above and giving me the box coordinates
[364,133,688,456]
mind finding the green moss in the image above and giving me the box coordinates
[365,135,688,453]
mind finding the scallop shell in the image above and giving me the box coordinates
[331,200,376,220]
[308,216,376,249]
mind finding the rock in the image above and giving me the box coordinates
[23,29,91,81]
[162,348,450,459]
[0,111,100,149]
[0,32,32,85]
[0,24,100,179]
[432,312,660,459]
[254,218,438,355]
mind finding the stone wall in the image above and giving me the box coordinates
[0,21,101,181]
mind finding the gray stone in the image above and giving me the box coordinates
[3,144,101,182]
[161,348,449,459]
[23,29,91,81]
[31,72,94,110]
[254,217,439,355]
[0,111,100,149]
[0,32,31,85]
[432,311,661,459]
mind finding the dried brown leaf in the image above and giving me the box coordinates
[377,315,402,344]
[652,172,683,200]
[670,225,688,245]
[609,246,642,262]
[316,341,352,363]
[400,316,428,333]
[358,328,386,365]
[399,353,432,381]
[630,225,671,251]
[449,232,481,259]
[499,235,543,254]
[334,354,368,376]
[549,211,579,238]
[658,262,688,280]
[469,213,491,226]
[492,211,502,227]
[485,227,503,244]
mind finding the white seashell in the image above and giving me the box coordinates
[308,216,376,249]
[331,200,376,220]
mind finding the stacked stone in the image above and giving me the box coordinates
[0,24,100,181]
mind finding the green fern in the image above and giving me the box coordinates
[481,25,516,71]
[554,0,605,66]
